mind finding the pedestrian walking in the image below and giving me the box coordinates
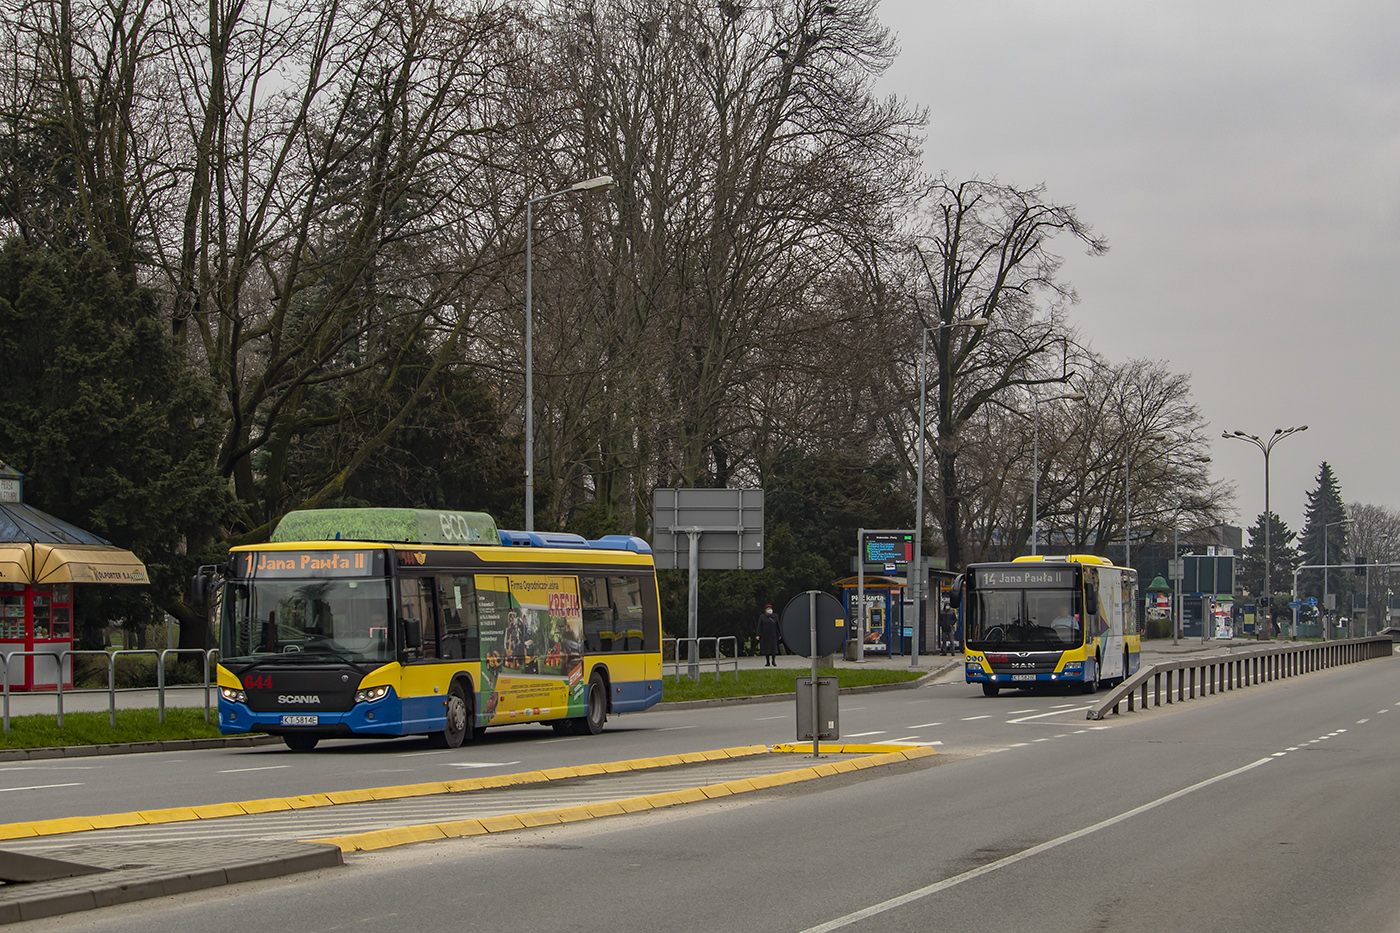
[758,603,780,667]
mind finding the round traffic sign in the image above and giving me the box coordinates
[780,591,847,658]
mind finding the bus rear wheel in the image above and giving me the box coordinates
[567,675,607,735]
[430,681,474,748]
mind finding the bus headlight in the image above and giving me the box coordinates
[1062,662,1083,673]
[355,685,390,703]
[220,687,247,704]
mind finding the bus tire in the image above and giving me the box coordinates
[284,734,319,752]
[430,680,473,749]
[1082,654,1101,694]
[982,683,999,697]
[570,674,608,735]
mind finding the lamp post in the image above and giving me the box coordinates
[1323,517,1353,639]
[1222,426,1308,639]
[524,174,614,532]
[1030,391,1085,555]
[1123,433,1167,569]
[912,316,989,667]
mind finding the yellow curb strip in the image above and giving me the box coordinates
[0,744,910,842]
[311,750,924,853]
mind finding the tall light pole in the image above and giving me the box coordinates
[1030,391,1085,555]
[524,175,614,531]
[1223,426,1308,639]
[912,316,989,667]
[1123,433,1167,569]
[1323,517,1353,638]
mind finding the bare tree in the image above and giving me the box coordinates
[903,177,1105,571]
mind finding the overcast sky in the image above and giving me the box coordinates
[875,0,1400,538]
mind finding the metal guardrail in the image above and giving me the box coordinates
[662,637,740,682]
[1,648,220,733]
[1088,636,1394,720]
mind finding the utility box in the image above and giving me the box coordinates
[796,676,839,741]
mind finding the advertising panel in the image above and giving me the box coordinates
[476,575,584,725]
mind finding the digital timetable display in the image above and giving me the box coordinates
[864,534,914,564]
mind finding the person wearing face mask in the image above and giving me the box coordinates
[757,603,780,667]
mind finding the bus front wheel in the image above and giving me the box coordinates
[982,683,1000,697]
[284,734,319,752]
[430,681,473,748]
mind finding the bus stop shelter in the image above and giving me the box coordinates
[0,462,148,689]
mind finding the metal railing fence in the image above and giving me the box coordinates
[1,648,220,733]
[662,636,740,682]
[1088,636,1393,721]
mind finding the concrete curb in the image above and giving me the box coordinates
[0,733,281,762]
[312,746,937,853]
[0,745,775,842]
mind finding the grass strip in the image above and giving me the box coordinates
[0,707,227,750]
[661,666,924,703]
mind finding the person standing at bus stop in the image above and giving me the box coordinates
[758,603,780,667]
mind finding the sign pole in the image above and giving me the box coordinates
[856,529,865,662]
[809,590,819,758]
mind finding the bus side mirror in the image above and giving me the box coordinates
[191,570,211,611]
[1084,586,1098,617]
[403,617,422,650]
[948,574,964,609]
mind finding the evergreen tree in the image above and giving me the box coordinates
[1297,462,1350,612]
[0,240,231,648]
[1241,511,1300,625]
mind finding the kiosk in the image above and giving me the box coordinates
[0,462,149,690]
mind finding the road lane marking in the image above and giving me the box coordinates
[797,755,1276,933]
[845,731,887,738]
[961,715,992,721]
[657,726,697,731]
[0,783,84,793]
[1357,719,1369,724]
[1006,706,1093,724]
[446,761,522,769]
[217,765,292,774]
[754,716,787,721]
[1007,709,1039,715]
[908,723,943,729]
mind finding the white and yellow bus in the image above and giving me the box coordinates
[952,555,1140,697]
[200,508,662,751]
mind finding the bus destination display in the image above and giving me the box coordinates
[975,567,1075,589]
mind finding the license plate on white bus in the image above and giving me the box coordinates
[1012,674,1035,681]
[281,715,318,726]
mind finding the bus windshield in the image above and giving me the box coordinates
[220,577,395,668]
[966,587,1083,651]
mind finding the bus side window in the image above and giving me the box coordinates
[400,577,439,661]
[579,575,614,652]
[609,576,646,651]
[438,575,479,661]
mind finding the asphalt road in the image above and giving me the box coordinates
[9,652,1400,931]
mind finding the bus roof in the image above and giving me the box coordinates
[268,508,651,554]
[1011,554,1114,567]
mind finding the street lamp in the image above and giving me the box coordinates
[1123,433,1167,569]
[912,316,989,667]
[1222,425,1308,639]
[524,174,614,531]
[1323,517,1353,639]
[1031,390,1085,555]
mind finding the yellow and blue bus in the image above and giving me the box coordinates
[201,508,663,751]
[952,555,1140,697]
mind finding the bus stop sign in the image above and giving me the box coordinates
[780,591,846,658]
